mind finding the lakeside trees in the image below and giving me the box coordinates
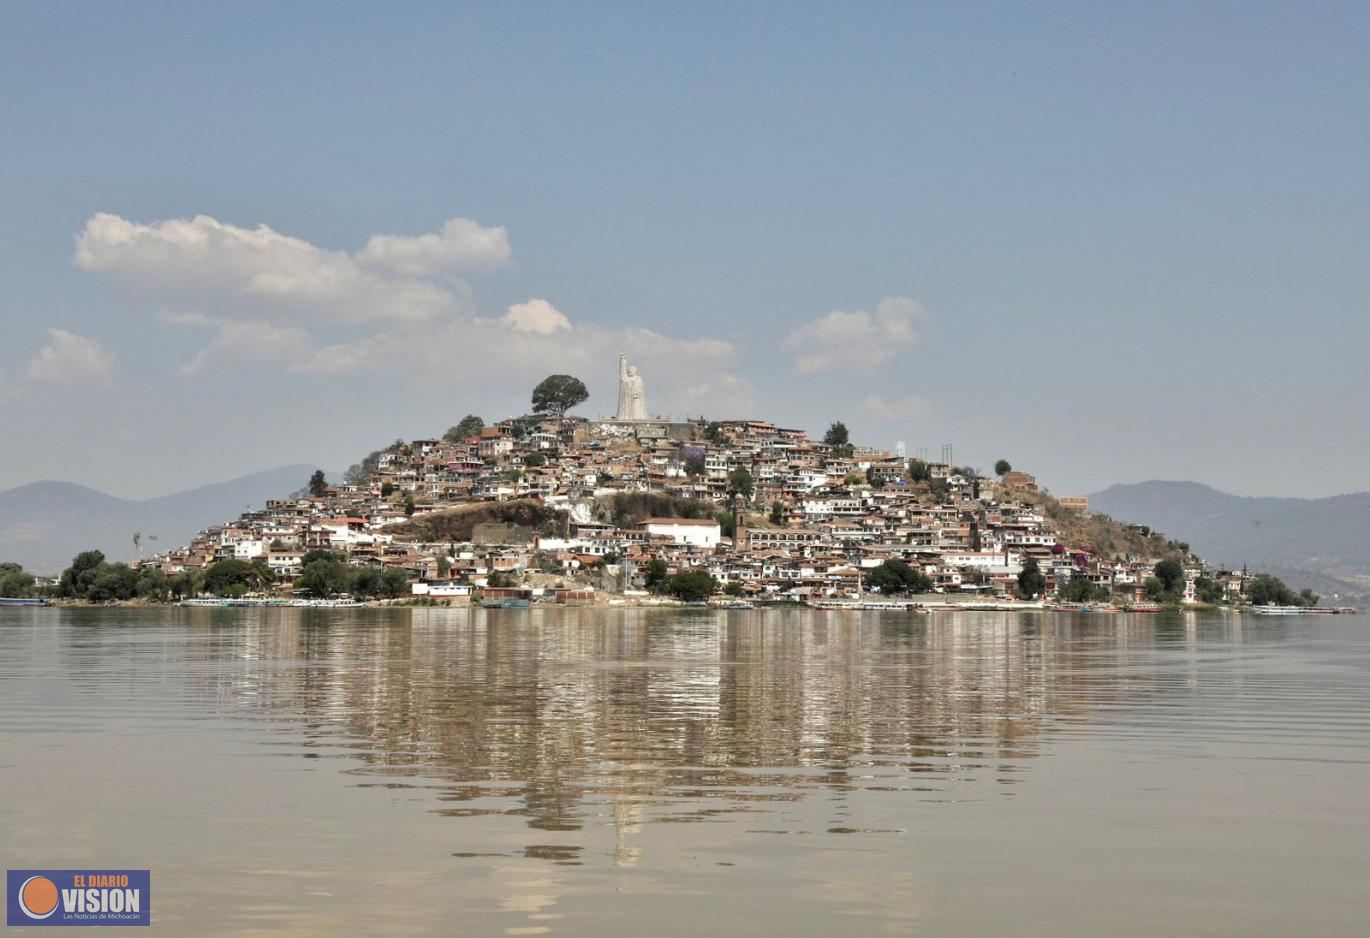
[665,569,717,601]
[1247,574,1318,607]
[54,550,166,602]
[1017,557,1047,598]
[1063,574,1110,603]
[867,559,933,595]
[0,563,37,598]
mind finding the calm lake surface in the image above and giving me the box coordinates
[2,607,1368,936]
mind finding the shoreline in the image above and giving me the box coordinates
[10,597,1358,614]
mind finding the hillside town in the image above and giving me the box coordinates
[114,357,1277,611]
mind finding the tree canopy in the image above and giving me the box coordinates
[444,415,485,442]
[1017,556,1046,598]
[531,374,589,416]
[823,421,850,447]
[1153,559,1185,597]
[666,569,718,601]
[994,459,1012,476]
[1247,574,1317,607]
[0,563,37,598]
[866,559,933,595]
[1062,574,1109,603]
[308,470,328,497]
[727,467,754,500]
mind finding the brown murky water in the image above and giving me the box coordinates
[2,607,1368,935]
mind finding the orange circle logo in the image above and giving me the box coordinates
[18,875,59,920]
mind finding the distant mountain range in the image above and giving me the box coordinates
[1090,481,1370,604]
[0,465,317,575]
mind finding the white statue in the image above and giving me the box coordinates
[617,352,647,421]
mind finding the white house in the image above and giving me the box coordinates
[641,517,722,549]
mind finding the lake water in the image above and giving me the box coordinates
[2,607,1368,936]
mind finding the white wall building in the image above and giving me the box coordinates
[641,518,722,548]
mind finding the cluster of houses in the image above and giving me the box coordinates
[149,415,1239,604]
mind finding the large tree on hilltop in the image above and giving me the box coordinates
[531,374,589,416]
[444,414,485,442]
[823,421,850,447]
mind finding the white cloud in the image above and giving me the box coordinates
[783,296,927,374]
[357,217,511,276]
[72,213,747,417]
[26,329,117,389]
[502,298,571,334]
[860,392,933,422]
[283,311,746,418]
[165,315,317,376]
[75,212,474,324]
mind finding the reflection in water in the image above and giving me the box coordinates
[173,610,1245,849]
[3,607,1369,937]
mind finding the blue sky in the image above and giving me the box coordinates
[2,1,1367,498]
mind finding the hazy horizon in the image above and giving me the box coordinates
[3,3,1368,500]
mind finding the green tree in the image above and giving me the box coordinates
[1153,559,1185,597]
[0,563,35,598]
[769,501,785,525]
[1063,575,1106,603]
[908,459,932,483]
[86,564,140,602]
[523,451,547,468]
[403,493,416,517]
[298,558,351,597]
[724,581,745,597]
[994,459,1012,476]
[169,571,199,599]
[666,569,718,601]
[202,559,261,597]
[1017,557,1046,598]
[645,557,669,593]
[308,470,328,497]
[1246,574,1314,607]
[380,567,411,597]
[60,550,107,598]
[704,422,723,443]
[531,374,589,416]
[136,567,167,601]
[823,421,849,447]
[1194,577,1224,604]
[350,566,383,598]
[1144,576,1168,601]
[727,467,754,501]
[444,414,485,442]
[866,559,934,595]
